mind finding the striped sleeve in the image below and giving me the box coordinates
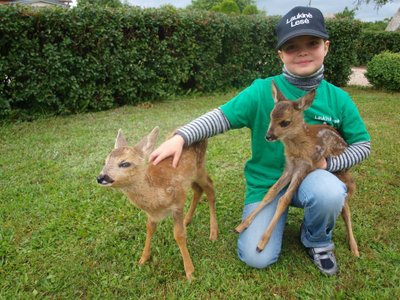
[175,108,231,145]
[326,141,371,172]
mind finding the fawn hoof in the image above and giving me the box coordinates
[138,256,150,265]
[349,241,360,257]
[256,241,267,253]
[234,225,245,234]
[351,248,360,257]
[186,272,194,281]
[209,230,218,241]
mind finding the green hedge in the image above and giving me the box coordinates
[356,30,400,66]
[324,19,361,88]
[366,51,400,92]
[0,6,361,120]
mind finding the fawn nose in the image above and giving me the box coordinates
[265,133,277,141]
[97,174,114,185]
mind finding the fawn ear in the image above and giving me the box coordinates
[115,129,128,149]
[135,126,160,157]
[271,81,287,104]
[295,89,316,111]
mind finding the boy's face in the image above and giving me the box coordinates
[278,36,330,77]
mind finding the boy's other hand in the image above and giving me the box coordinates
[149,134,185,168]
[315,157,328,170]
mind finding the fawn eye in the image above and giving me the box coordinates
[279,120,291,127]
[118,161,131,168]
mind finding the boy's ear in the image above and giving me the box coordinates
[115,129,128,149]
[277,50,284,63]
[271,81,287,104]
[135,126,160,157]
[324,40,330,57]
[294,90,316,111]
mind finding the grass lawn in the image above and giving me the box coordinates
[0,87,399,299]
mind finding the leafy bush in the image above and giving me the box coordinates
[324,19,362,86]
[356,30,400,65]
[360,20,389,31]
[0,5,361,120]
[365,51,400,92]
[242,5,258,15]
[211,0,241,15]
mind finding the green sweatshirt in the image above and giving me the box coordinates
[220,74,370,205]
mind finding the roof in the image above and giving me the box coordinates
[2,0,69,7]
[386,8,400,31]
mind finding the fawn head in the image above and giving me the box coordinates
[265,81,316,141]
[97,127,159,188]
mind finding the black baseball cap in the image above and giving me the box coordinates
[275,6,329,49]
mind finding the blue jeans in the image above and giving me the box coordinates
[237,169,347,269]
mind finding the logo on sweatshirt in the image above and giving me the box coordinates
[314,115,340,127]
[286,12,313,28]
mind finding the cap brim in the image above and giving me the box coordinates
[276,29,329,49]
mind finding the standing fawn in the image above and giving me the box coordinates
[97,127,218,280]
[235,82,359,257]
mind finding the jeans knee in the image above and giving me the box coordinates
[237,244,279,269]
[314,185,346,212]
[301,170,347,212]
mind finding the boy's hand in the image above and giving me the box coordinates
[315,157,328,170]
[149,134,185,168]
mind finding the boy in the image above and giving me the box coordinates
[149,6,371,276]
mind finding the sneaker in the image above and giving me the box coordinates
[306,245,338,276]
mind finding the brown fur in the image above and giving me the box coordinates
[234,82,359,257]
[97,127,218,280]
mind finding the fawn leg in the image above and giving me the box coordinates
[173,208,195,280]
[234,172,291,234]
[341,201,360,257]
[184,182,203,226]
[256,177,301,252]
[139,218,157,264]
[200,174,218,241]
